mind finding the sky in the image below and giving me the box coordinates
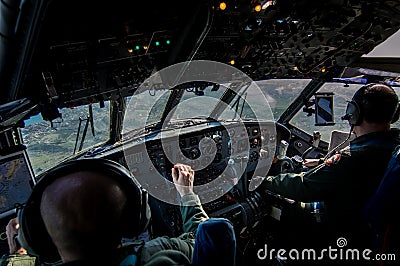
[365,29,400,57]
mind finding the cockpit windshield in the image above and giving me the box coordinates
[171,84,226,120]
[123,89,172,132]
[122,77,312,137]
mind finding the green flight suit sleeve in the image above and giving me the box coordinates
[180,193,209,233]
[139,193,209,264]
[261,153,352,202]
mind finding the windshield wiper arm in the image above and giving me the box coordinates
[238,92,247,119]
[73,105,95,154]
[73,117,88,154]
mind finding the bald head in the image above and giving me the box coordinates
[40,171,127,262]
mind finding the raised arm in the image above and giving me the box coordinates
[172,164,209,233]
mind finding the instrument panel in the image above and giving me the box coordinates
[107,120,290,237]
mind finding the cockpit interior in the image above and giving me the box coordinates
[1,0,400,265]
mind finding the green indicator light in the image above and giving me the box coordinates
[155,41,160,46]
[166,40,171,45]
[135,45,140,50]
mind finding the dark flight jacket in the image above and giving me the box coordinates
[261,129,400,246]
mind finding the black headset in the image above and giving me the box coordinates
[17,158,151,264]
[342,83,400,126]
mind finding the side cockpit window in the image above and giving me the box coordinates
[20,102,110,175]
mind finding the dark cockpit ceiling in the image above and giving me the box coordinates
[1,0,400,112]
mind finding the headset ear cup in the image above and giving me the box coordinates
[391,104,400,123]
[121,186,151,237]
[344,101,361,126]
[116,165,151,238]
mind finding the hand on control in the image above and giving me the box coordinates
[172,164,194,196]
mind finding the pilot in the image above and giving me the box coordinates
[259,83,400,249]
[13,159,236,265]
